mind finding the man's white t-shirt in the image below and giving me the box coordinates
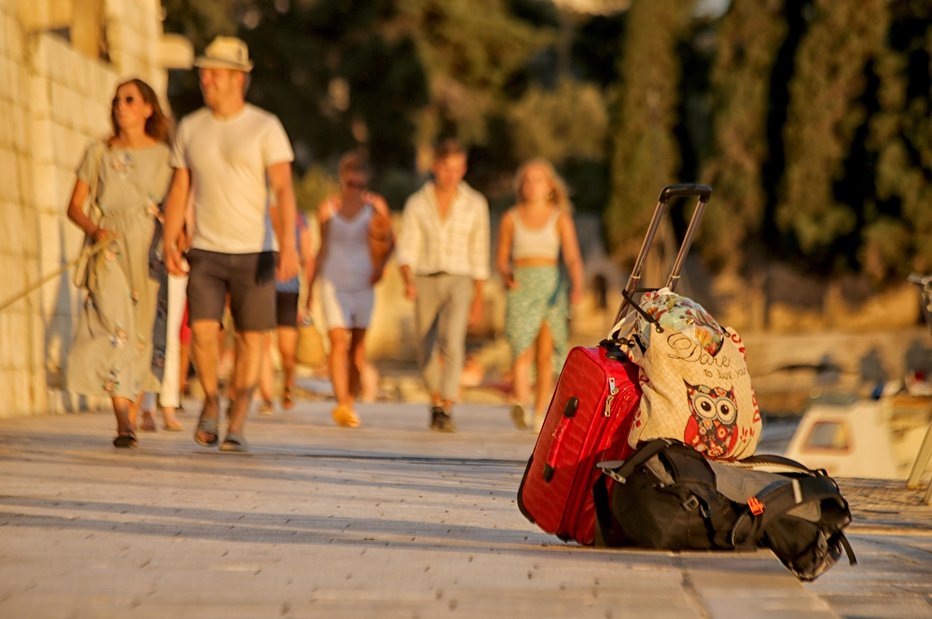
[171,104,294,254]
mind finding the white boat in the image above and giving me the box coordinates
[784,391,932,480]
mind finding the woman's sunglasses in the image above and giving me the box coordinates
[112,95,138,106]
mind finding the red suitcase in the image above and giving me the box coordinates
[517,184,712,545]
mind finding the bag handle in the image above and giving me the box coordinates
[541,396,579,482]
[724,454,819,476]
[611,184,711,336]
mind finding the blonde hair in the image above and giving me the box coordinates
[514,158,571,211]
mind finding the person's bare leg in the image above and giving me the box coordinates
[329,328,360,427]
[178,340,191,397]
[160,403,181,429]
[512,348,534,407]
[534,322,555,420]
[257,333,275,410]
[128,392,144,431]
[112,396,134,435]
[329,328,351,408]
[278,325,298,408]
[348,328,367,400]
[140,392,157,432]
[227,330,268,436]
[192,320,222,443]
[509,347,534,429]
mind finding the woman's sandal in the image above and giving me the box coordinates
[113,431,138,448]
[163,419,183,432]
[332,404,361,428]
[510,403,530,430]
[219,431,249,453]
[282,388,294,410]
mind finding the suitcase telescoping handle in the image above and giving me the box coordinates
[612,183,711,328]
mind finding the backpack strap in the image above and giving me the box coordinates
[596,438,672,484]
[592,476,626,547]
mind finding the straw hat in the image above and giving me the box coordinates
[194,36,254,73]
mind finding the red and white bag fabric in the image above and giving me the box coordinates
[622,288,761,460]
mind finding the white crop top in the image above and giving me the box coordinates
[510,209,561,260]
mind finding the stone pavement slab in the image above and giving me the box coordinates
[0,400,928,618]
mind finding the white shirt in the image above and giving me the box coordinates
[396,181,490,280]
[171,104,294,253]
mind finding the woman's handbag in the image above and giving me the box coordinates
[296,317,326,368]
[72,141,107,290]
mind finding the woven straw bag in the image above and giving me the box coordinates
[296,319,326,368]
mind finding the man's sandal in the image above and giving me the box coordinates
[219,432,249,453]
[194,413,219,447]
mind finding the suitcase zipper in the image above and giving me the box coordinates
[603,377,619,416]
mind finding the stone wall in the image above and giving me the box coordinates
[0,0,175,418]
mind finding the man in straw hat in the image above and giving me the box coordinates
[163,36,299,453]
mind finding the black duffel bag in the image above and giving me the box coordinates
[593,439,857,581]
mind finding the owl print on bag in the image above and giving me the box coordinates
[682,380,738,458]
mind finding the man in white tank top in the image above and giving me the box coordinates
[163,36,299,453]
[396,139,490,432]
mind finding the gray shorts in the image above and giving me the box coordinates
[186,249,277,332]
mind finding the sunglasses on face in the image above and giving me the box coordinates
[344,180,367,190]
[112,95,138,106]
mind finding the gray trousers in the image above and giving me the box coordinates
[414,274,474,403]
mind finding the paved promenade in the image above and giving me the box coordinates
[0,399,929,618]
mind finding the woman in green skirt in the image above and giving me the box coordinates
[495,159,584,431]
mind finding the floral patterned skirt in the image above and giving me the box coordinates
[504,265,570,374]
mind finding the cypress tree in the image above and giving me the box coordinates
[701,0,786,266]
[777,0,889,265]
[865,2,932,279]
[605,0,692,264]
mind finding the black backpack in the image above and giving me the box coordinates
[592,439,857,581]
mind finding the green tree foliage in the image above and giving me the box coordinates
[158,1,932,286]
[396,0,551,151]
[777,0,890,264]
[507,79,608,166]
[701,0,786,266]
[605,0,692,261]
[865,1,932,279]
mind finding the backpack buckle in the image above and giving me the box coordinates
[604,469,627,484]
[747,496,765,516]
[681,495,700,511]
